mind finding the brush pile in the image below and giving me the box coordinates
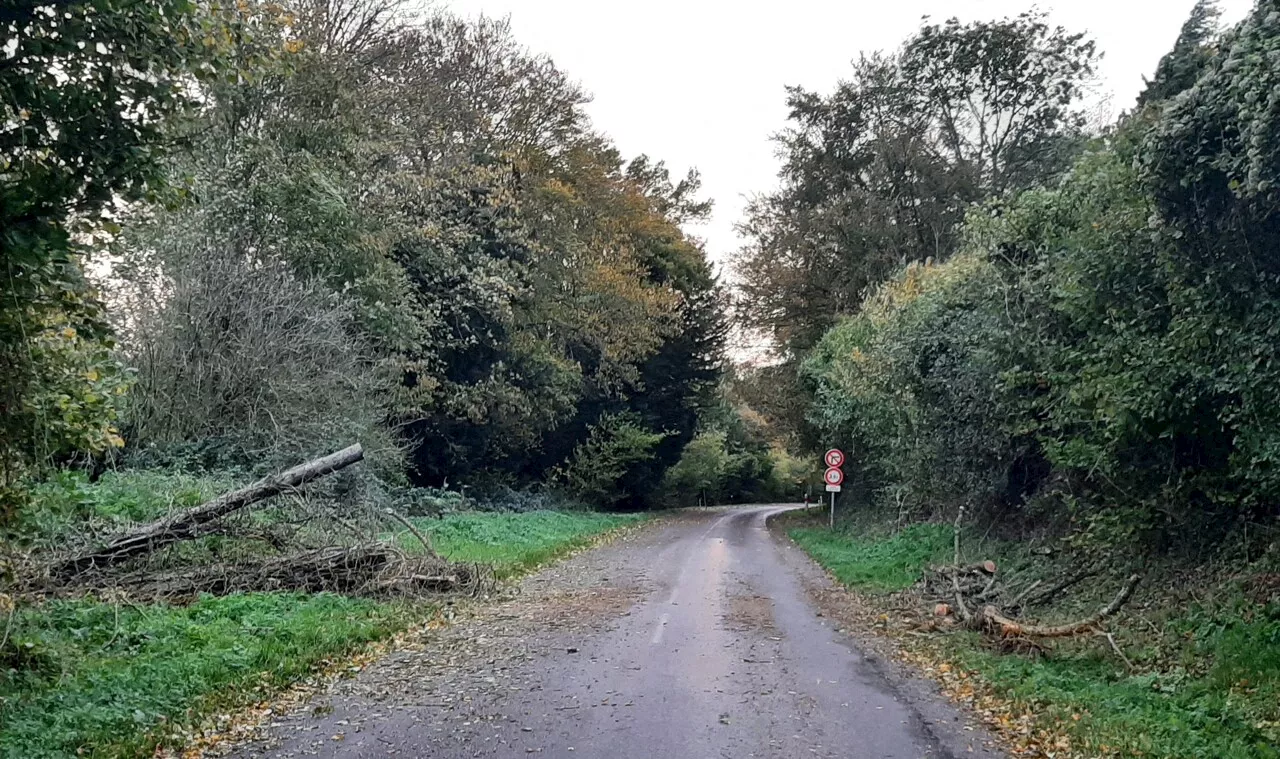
[20,444,495,602]
[916,506,1141,653]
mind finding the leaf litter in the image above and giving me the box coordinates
[165,519,653,759]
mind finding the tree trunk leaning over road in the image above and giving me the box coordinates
[52,444,365,577]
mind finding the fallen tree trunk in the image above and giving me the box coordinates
[979,574,1142,637]
[52,444,364,577]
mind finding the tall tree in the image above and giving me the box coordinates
[736,54,975,359]
[902,12,1098,194]
[1137,0,1222,106]
[734,13,1097,398]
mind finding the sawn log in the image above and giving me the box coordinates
[52,443,364,577]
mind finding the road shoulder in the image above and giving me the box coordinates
[767,514,1009,759]
[198,514,680,758]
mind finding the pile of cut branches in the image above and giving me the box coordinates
[61,544,492,601]
[916,506,1141,660]
[20,444,495,602]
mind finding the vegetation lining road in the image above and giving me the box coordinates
[408,511,647,577]
[782,510,1280,759]
[1,473,645,759]
[8,1,1280,758]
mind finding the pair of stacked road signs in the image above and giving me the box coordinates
[824,449,844,493]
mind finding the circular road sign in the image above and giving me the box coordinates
[824,467,845,486]
[824,449,845,469]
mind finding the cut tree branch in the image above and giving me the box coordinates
[979,574,1142,637]
[52,444,365,577]
[384,508,440,560]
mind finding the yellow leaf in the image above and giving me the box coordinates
[62,327,77,339]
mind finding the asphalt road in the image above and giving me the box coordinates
[224,506,1004,759]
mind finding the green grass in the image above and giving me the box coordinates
[7,474,648,759]
[0,593,418,759]
[949,629,1280,759]
[788,522,952,591]
[787,518,1280,758]
[406,510,646,576]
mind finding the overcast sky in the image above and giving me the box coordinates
[443,0,1254,273]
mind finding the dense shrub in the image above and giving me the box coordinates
[803,2,1280,551]
[120,253,403,478]
[803,254,1024,522]
[555,412,666,509]
[468,486,589,514]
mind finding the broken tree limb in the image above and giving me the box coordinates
[384,507,440,560]
[951,505,973,624]
[52,444,365,577]
[979,574,1142,637]
[61,543,494,600]
[1010,578,1043,608]
[1025,567,1096,608]
[1098,631,1134,670]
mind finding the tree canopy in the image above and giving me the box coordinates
[3,0,732,516]
[734,12,1098,366]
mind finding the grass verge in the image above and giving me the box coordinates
[781,511,1280,759]
[5,473,648,759]
[0,593,419,759]
[407,510,647,577]
[789,522,952,592]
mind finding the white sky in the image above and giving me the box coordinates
[443,0,1254,273]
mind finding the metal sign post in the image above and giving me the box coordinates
[823,453,844,530]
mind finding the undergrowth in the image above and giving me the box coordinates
[781,510,1280,758]
[15,470,236,544]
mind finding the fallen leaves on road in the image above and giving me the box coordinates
[790,539,1105,759]
[168,519,657,758]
